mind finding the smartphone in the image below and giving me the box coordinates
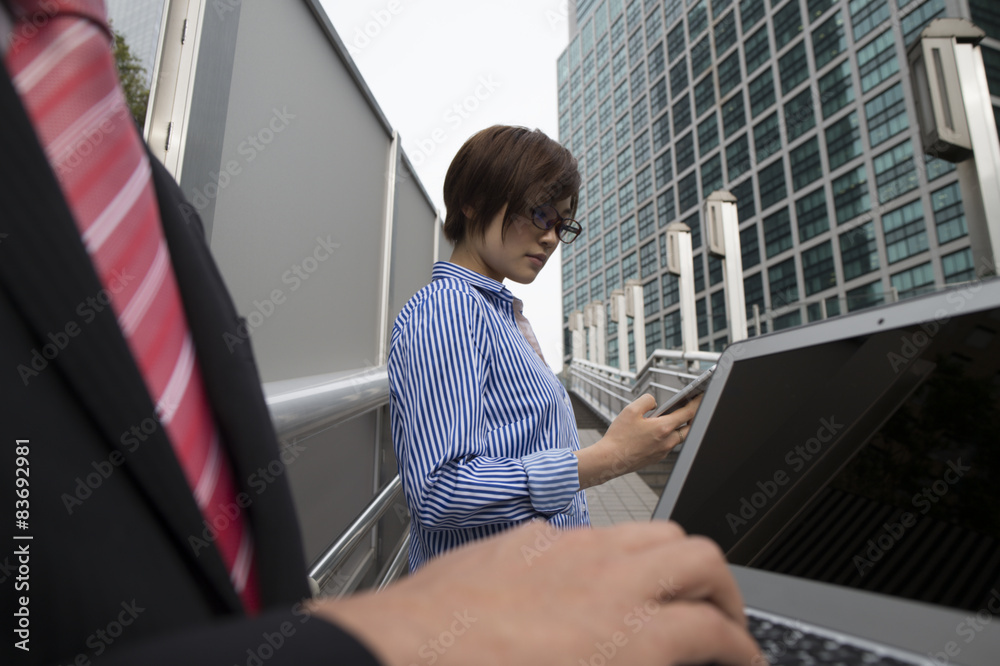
[648,366,716,418]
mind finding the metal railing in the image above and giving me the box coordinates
[263,366,410,597]
[568,349,722,425]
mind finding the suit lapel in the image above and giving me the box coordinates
[0,66,242,612]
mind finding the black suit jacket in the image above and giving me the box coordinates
[0,64,379,665]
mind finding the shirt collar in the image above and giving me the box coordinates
[432,261,514,303]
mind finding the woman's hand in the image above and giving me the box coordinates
[575,393,702,489]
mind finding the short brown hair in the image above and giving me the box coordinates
[442,125,580,245]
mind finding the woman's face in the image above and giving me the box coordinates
[464,197,573,284]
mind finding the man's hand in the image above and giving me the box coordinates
[311,520,762,666]
[576,393,702,489]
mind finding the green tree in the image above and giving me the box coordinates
[111,23,149,127]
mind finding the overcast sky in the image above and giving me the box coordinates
[319,0,573,371]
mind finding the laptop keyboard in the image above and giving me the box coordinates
[746,610,923,665]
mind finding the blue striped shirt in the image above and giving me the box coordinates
[388,261,589,570]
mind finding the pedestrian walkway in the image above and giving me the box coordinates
[578,427,661,526]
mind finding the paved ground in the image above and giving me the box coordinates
[578,427,661,526]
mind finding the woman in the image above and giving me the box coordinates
[388,125,699,570]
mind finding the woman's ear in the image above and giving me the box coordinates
[462,205,476,221]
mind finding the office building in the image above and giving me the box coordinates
[558,0,1000,368]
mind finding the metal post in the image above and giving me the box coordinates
[665,222,698,368]
[625,280,646,370]
[705,190,748,343]
[610,290,629,373]
[752,304,761,336]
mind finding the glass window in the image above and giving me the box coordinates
[832,164,870,224]
[715,10,737,55]
[718,51,742,97]
[586,112,600,146]
[648,41,666,80]
[941,247,975,284]
[619,147,634,183]
[641,240,659,278]
[748,67,776,118]
[662,272,680,307]
[590,239,604,272]
[613,45,628,82]
[741,223,761,268]
[688,0,708,39]
[865,82,908,147]
[850,0,890,41]
[733,177,756,220]
[726,134,751,181]
[846,280,884,311]
[698,112,719,153]
[652,110,671,152]
[901,0,945,46]
[614,80,630,117]
[676,132,696,175]
[773,0,804,50]
[584,52,596,83]
[856,29,897,93]
[620,215,638,252]
[616,113,633,148]
[673,93,692,135]
[784,88,816,142]
[768,257,800,308]
[711,289,727,332]
[655,148,674,189]
[636,165,654,202]
[763,206,794,257]
[604,194,618,227]
[576,251,589,282]
[744,271,765,322]
[808,0,836,22]
[702,154,724,193]
[818,59,854,118]
[576,284,589,309]
[758,159,787,211]
[631,62,647,100]
[605,226,620,261]
[925,154,956,182]
[744,27,770,74]
[873,140,918,204]
[932,182,967,244]
[890,262,934,299]
[753,112,781,163]
[664,309,682,348]
[649,77,669,117]
[678,172,700,212]
[606,261,622,292]
[882,199,928,264]
[802,241,837,296]
[563,256,574,288]
[697,296,709,337]
[812,11,846,70]
[795,187,830,241]
[740,0,765,32]
[695,74,716,116]
[627,0,643,29]
[599,95,614,131]
[670,57,689,97]
[790,137,823,191]
[629,27,645,65]
[773,310,803,330]
[646,7,664,44]
[825,111,863,171]
[620,180,636,216]
[638,202,657,239]
[597,33,610,70]
[709,254,724,286]
[691,36,713,78]
[601,127,615,162]
[622,251,639,281]
[602,161,617,195]
[668,21,686,62]
[632,96,649,131]
[713,0,734,16]
[969,0,1000,42]
[722,93,747,138]
[635,129,651,166]
[658,187,677,225]
[590,274,605,301]
[779,41,809,94]
[588,173,601,204]
[839,220,879,279]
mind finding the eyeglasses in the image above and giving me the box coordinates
[528,205,582,244]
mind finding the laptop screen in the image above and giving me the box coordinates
[653,282,1000,613]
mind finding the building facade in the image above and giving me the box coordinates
[558,0,1000,369]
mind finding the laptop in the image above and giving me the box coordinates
[651,278,1000,666]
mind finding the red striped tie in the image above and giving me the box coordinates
[6,0,260,613]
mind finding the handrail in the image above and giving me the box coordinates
[308,475,403,590]
[264,366,389,441]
